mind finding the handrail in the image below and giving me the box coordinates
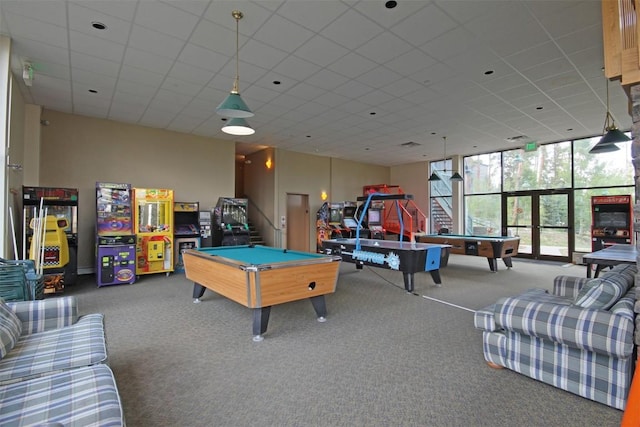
[245,196,282,247]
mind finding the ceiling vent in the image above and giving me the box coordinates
[505,135,531,143]
[400,141,421,147]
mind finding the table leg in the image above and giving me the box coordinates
[503,257,513,269]
[594,265,604,278]
[585,263,592,278]
[252,306,271,342]
[403,272,414,292]
[309,295,327,322]
[192,283,206,302]
[487,258,498,272]
[429,270,442,287]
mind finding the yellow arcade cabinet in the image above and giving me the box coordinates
[133,188,174,276]
[29,216,70,294]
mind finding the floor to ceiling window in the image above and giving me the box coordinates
[431,134,634,260]
[572,135,634,252]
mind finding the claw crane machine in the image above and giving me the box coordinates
[96,182,136,287]
[133,188,174,277]
[23,186,78,294]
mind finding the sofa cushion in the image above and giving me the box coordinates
[0,364,124,426]
[474,288,572,332]
[0,299,22,359]
[573,274,631,310]
[0,313,107,384]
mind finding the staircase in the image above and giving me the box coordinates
[431,201,453,232]
[248,222,264,245]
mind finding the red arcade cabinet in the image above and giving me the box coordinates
[591,195,633,251]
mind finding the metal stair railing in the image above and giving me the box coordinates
[245,196,282,248]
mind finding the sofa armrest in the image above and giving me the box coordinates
[7,296,78,334]
[493,296,634,358]
[553,275,591,299]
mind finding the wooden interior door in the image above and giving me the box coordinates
[286,193,310,252]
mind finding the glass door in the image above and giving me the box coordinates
[503,191,572,262]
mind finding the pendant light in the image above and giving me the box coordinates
[428,137,463,182]
[222,117,255,136]
[589,78,629,154]
[216,10,254,119]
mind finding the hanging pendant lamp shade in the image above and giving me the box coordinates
[216,10,254,119]
[217,92,253,118]
[450,171,463,182]
[428,172,441,182]
[589,79,628,154]
[222,117,255,136]
[429,136,463,182]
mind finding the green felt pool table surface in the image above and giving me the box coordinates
[195,245,330,266]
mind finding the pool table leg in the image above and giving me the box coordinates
[403,272,414,292]
[309,295,327,322]
[503,257,513,269]
[192,283,206,302]
[252,306,271,342]
[487,258,499,272]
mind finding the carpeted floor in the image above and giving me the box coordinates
[65,255,623,426]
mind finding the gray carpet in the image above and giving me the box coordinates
[65,255,623,426]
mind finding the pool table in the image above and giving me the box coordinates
[417,234,520,272]
[321,238,449,291]
[182,245,341,342]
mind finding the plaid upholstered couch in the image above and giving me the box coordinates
[0,296,125,425]
[474,263,637,410]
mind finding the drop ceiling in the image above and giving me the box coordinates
[0,0,630,166]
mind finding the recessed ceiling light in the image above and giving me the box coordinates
[385,1,398,9]
[369,112,376,115]
[273,81,281,85]
[88,89,97,93]
[306,135,311,138]
[536,106,543,110]
[431,132,436,135]
[221,118,227,121]
[484,70,494,75]
[91,21,107,30]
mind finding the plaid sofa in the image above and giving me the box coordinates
[474,263,637,410]
[0,296,125,426]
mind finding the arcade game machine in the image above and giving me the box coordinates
[328,202,349,238]
[211,197,250,246]
[591,195,633,251]
[174,202,200,273]
[341,201,361,237]
[366,206,385,239]
[198,210,213,248]
[133,188,174,276]
[95,182,136,287]
[316,202,332,252]
[23,186,78,293]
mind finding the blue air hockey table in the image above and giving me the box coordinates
[321,238,450,292]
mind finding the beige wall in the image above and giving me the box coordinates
[258,151,389,251]
[37,110,235,271]
[244,148,278,246]
[8,104,392,269]
[6,77,25,259]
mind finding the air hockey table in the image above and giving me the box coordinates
[321,238,450,292]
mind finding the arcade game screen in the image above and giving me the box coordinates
[595,211,628,228]
[329,208,342,224]
[367,209,381,225]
